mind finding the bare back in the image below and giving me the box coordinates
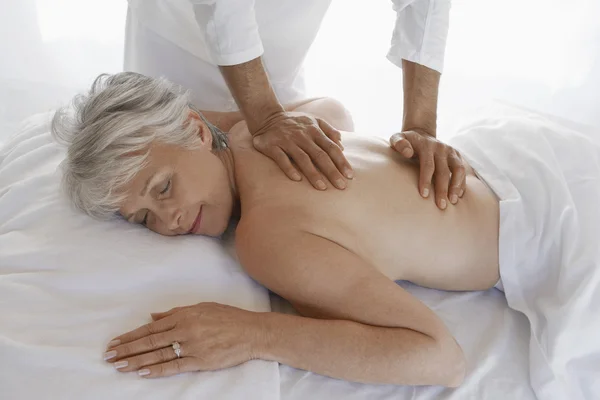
[230,126,500,292]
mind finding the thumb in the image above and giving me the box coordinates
[390,133,414,159]
[151,306,184,321]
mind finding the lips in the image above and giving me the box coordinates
[188,206,203,234]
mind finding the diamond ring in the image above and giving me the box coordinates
[172,341,181,358]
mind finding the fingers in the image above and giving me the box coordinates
[302,140,347,190]
[258,144,302,182]
[111,345,179,373]
[106,317,176,350]
[284,145,328,190]
[318,118,343,150]
[105,329,180,362]
[396,130,466,207]
[317,120,353,179]
[447,153,466,204]
[392,131,433,197]
[137,357,197,379]
[433,155,451,210]
[418,150,435,200]
[390,133,415,159]
[252,114,354,190]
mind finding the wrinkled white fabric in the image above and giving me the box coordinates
[451,112,600,400]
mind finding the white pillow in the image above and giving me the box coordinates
[0,112,278,400]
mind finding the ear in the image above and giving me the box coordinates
[188,110,213,147]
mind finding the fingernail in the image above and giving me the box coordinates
[440,199,447,209]
[114,361,128,369]
[345,168,354,179]
[138,369,150,376]
[316,180,326,190]
[422,188,429,198]
[450,194,458,204]
[104,350,117,361]
[335,179,346,189]
[291,172,301,181]
[107,339,120,348]
[402,148,412,157]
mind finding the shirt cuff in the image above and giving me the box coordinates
[210,42,264,66]
[387,48,444,73]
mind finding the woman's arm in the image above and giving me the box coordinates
[104,218,464,385]
[256,310,463,386]
[236,215,466,387]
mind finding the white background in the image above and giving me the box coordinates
[1,0,599,143]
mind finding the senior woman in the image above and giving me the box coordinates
[53,72,513,387]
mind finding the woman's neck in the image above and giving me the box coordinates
[217,146,242,217]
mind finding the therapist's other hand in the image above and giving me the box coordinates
[103,302,264,378]
[390,129,466,210]
[252,111,353,190]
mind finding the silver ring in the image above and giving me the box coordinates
[172,341,181,358]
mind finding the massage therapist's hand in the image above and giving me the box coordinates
[103,302,264,378]
[252,111,354,190]
[390,129,466,210]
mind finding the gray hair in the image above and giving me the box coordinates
[51,72,227,219]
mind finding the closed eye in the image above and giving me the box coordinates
[160,179,171,195]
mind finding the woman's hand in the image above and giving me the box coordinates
[103,302,266,378]
[390,129,466,210]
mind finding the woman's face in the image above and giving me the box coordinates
[119,114,234,237]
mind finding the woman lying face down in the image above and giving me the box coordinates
[52,72,508,387]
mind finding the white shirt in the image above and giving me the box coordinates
[125,0,450,110]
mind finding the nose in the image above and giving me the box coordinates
[159,204,183,232]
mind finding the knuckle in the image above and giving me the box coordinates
[437,169,451,180]
[296,152,311,165]
[434,142,447,153]
[326,141,340,152]
[156,363,165,375]
[422,159,435,169]
[147,334,159,349]
[160,347,173,361]
[404,130,418,139]
[174,358,184,373]
[314,150,330,163]
[120,344,133,356]
[454,164,466,173]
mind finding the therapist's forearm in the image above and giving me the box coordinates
[220,57,285,134]
[402,59,441,137]
[254,311,465,387]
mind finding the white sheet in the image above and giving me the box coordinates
[1,104,595,400]
[451,108,600,399]
[0,112,279,399]
[274,283,535,400]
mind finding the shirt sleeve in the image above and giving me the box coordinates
[189,0,264,66]
[387,0,451,73]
